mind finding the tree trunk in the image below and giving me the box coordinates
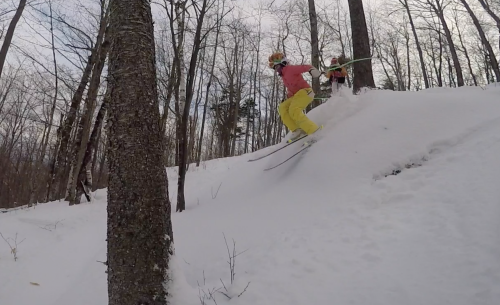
[67,30,110,205]
[231,37,244,157]
[30,0,59,204]
[404,27,411,90]
[74,91,109,203]
[107,0,173,304]
[308,0,321,106]
[244,57,254,153]
[0,0,26,79]
[159,69,176,135]
[347,0,375,92]
[177,0,208,212]
[453,7,478,86]
[197,6,222,166]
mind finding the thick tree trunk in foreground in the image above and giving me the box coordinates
[107,0,174,304]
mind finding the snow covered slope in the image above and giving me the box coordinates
[1,85,500,305]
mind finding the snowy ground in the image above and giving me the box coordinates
[1,84,500,305]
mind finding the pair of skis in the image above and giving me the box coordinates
[248,133,318,171]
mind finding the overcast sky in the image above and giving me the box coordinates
[2,0,382,78]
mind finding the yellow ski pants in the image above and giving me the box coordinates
[278,88,318,135]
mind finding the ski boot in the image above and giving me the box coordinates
[287,128,307,143]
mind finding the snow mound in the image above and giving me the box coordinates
[2,84,500,305]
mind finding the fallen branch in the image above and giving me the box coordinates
[39,219,64,231]
[238,281,250,297]
[211,182,222,199]
[0,232,25,261]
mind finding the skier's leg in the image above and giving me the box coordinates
[289,88,319,135]
[331,80,339,95]
[278,97,299,132]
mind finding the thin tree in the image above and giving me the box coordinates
[177,0,212,212]
[0,0,26,79]
[106,0,174,303]
[347,0,376,92]
[29,0,59,204]
[414,0,464,86]
[47,1,108,201]
[459,0,500,82]
[196,0,225,166]
[398,0,430,88]
[308,0,321,106]
[476,0,500,54]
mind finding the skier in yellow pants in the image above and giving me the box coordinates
[269,52,322,142]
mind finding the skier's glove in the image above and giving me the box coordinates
[309,67,321,78]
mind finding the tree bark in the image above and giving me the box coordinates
[107,0,173,304]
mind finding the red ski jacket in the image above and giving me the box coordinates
[280,64,313,98]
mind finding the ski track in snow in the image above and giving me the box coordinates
[1,84,500,305]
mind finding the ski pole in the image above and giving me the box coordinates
[327,57,374,71]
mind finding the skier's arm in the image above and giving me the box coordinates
[287,64,313,75]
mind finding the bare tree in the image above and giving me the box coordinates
[415,0,464,86]
[459,0,499,82]
[48,1,109,201]
[197,0,226,166]
[399,0,430,88]
[177,0,214,212]
[0,0,26,79]
[29,0,59,204]
[66,11,110,205]
[476,0,500,54]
